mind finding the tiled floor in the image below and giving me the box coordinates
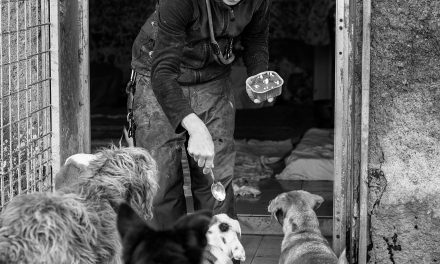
[242,235,283,264]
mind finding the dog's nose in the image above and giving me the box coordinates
[233,246,246,261]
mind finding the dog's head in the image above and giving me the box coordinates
[117,203,212,264]
[206,214,246,262]
[268,190,324,233]
[72,146,158,220]
[0,192,101,264]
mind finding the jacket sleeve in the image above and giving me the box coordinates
[241,0,271,77]
[151,0,194,133]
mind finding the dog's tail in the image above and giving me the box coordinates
[338,249,349,264]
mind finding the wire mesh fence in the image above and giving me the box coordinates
[0,0,53,209]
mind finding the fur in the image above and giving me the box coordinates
[117,203,212,264]
[0,146,158,264]
[204,214,245,264]
[268,190,348,264]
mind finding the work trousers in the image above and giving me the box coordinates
[133,74,236,229]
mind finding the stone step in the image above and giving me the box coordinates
[237,214,332,237]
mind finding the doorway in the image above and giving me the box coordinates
[85,0,368,263]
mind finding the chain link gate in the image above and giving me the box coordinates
[0,0,58,210]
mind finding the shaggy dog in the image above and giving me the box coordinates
[268,190,347,264]
[117,203,212,264]
[204,214,246,264]
[0,147,158,264]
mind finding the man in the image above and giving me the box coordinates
[131,0,274,229]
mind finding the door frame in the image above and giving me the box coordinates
[333,0,370,263]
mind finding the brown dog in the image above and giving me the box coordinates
[268,190,348,264]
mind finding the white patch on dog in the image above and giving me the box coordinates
[65,153,97,167]
[206,214,246,263]
[54,154,97,190]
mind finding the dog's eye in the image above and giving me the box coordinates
[219,223,229,232]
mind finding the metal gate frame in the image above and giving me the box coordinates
[0,0,89,209]
[1,0,57,208]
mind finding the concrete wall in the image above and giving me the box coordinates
[368,0,440,263]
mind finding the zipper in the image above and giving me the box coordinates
[202,41,210,65]
[229,8,235,21]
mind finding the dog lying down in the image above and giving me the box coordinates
[117,203,246,264]
[268,190,348,264]
[0,147,158,264]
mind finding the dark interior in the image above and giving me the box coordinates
[90,0,336,237]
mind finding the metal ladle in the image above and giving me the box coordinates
[207,168,226,202]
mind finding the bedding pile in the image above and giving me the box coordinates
[276,128,334,181]
[232,139,292,197]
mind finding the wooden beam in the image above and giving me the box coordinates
[50,0,61,179]
[359,0,371,262]
[334,0,357,257]
[57,0,90,166]
[334,0,347,255]
[79,0,91,154]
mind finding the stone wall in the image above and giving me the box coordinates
[368,1,440,263]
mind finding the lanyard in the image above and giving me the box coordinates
[205,0,235,65]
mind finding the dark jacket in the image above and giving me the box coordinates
[132,0,271,132]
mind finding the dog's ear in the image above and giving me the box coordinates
[275,209,285,226]
[174,210,212,230]
[174,210,212,264]
[268,193,289,226]
[211,214,242,237]
[174,211,212,246]
[300,191,324,210]
[117,202,148,239]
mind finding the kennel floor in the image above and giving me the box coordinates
[241,235,283,264]
[186,178,333,236]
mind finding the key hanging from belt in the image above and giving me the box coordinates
[125,70,137,139]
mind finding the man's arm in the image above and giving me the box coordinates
[241,0,271,77]
[151,0,194,133]
[151,0,215,170]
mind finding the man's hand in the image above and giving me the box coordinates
[182,113,215,174]
[245,80,275,104]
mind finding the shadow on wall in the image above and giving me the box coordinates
[89,0,156,112]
